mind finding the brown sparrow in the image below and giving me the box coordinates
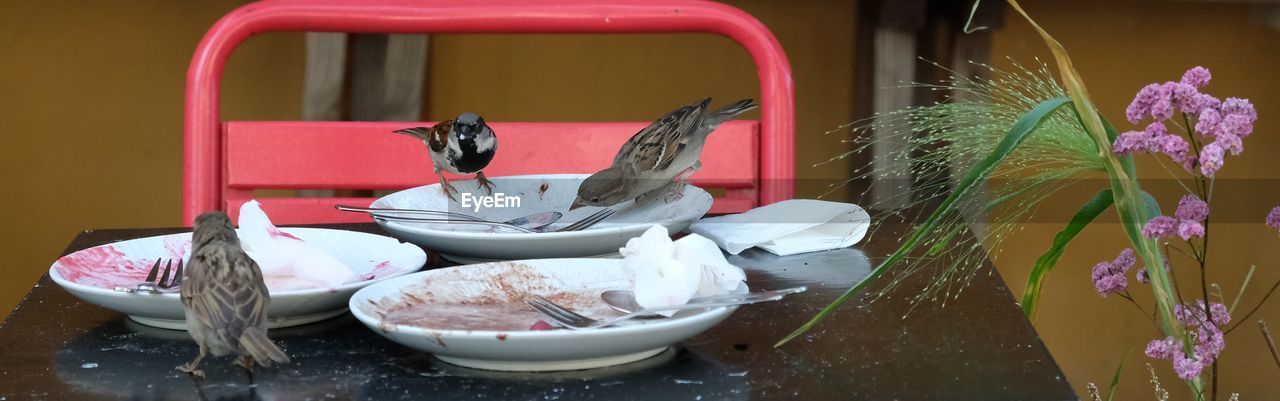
[394,112,498,201]
[177,212,289,378]
[571,98,757,209]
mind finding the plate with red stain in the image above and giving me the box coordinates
[50,228,426,330]
[349,258,738,371]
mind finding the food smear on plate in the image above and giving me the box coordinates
[238,200,358,291]
[364,262,610,331]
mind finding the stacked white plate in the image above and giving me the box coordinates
[371,174,713,262]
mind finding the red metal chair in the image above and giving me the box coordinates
[184,0,795,225]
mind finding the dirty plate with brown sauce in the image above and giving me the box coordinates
[348,258,739,371]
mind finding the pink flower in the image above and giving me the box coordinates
[1170,83,1202,113]
[1199,142,1225,177]
[1181,66,1212,88]
[1120,68,1253,177]
[1176,300,1231,328]
[1150,298,1230,383]
[1149,84,1175,121]
[1197,329,1226,358]
[1175,195,1209,222]
[1091,262,1125,296]
[1136,267,1150,284]
[1220,113,1254,139]
[1143,216,1177,238]
[1091,249,1137,297]
[1174,355,1204,381]
[1177,221,1205,240]
[1127,83,1164,124]
[1112,131,1152,155]
[1221,97,1257,122]
[1215,132,1243,155]
[1155,134,1190,165]
[1145,336,1180,359]
[1113,248,1136,270]
[1267,206,1280,231]
[1210,303,1230,326]
[1187,94,1218,116]
[1196,108,1222,136]
[1182,154,1199,172]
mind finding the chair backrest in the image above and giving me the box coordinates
[185,0,795,225]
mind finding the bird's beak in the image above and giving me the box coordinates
[569,199,587,211]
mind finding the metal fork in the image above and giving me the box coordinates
[527,291,782,330]
[373,208,614,233]
[553,208,615,232]
[113,258,183,294]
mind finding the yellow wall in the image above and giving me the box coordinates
[2,0,1278,399]
[0,1,304,311]
[992,1,1280,399]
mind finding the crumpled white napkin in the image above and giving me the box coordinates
[619,225,747,317]
[236,200,357,291]
[688,199,871,256]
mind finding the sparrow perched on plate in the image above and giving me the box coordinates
[571,98,757,210]
[177,212,290,378]
[394,112,498,201]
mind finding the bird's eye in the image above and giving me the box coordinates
[592,198,600,203]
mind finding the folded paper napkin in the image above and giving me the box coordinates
[620,225,747,317]
[236,200,357,291]
[688,199,871,256]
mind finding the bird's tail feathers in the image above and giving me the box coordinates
[239,329,290,367]
[706,98,758,127]
[392,127,431,140]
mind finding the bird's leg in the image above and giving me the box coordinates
[176,347,208,378]
[474,170,496,196]
[665,162,700,203]
[236,356,255,382]
[436,170,459,202]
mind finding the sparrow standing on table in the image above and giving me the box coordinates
[177,212,290,378]
[394,112,498,201]
[571,98,757,210]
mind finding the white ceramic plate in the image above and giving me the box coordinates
[370,174,713,262]
[50,228,426,330]
[349,258,738,372]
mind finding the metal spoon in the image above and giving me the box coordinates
[336,205,562,230]
[600,286,808,317]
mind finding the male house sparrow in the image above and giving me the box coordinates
[394,112,498,201]
[177,212,290,378]
[571,98,757,210]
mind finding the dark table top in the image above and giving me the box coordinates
[0,222,1075,400]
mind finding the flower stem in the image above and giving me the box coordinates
[1259,320,1280,371]
[1225,278,1280,334]
[1119,291,1157,325]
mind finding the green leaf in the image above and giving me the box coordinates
[1021,189,1113,321]
[927,225,966,256]
[1004,0,1197,395]
[1107,344,1139,401]
[1139,191,1161,222]
[926,179,1048,256]
[776,96,1073,347]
